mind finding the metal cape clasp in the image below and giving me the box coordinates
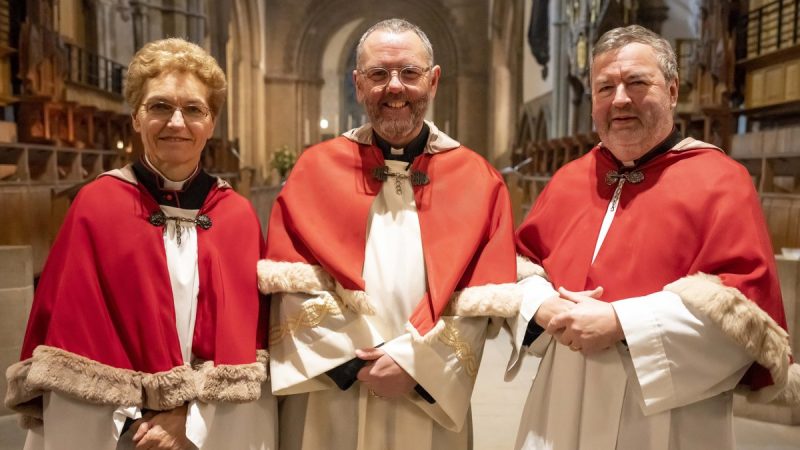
[148,210,212,246]
[371,165,429,195]
[605,170,644,185]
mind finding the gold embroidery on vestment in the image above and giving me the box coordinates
[437,322,479,377]
[270,295,343,344]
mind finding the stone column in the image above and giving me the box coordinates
[0,246,34,416]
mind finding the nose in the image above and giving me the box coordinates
[611,84,631,107]
[385,71,404,93]
[167,108,186,127]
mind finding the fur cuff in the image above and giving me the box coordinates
[335,284,375,315]
[448,283,522,318]
[257,260,335,294]
[517,255,547,281]
[665,273,800,405]
[5,346,270,424]
[407,319,447,344]
[193,357,268,404]
[258,259,376,314]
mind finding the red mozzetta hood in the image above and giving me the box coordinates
[265,136,517,335]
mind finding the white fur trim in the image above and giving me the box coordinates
[448,283,522,318]
[335,283,375,315]
[665,273,800,405]
[258,260,377,314]
[407,320,448,344]
[516,254,547,281]
[257,260,335,294]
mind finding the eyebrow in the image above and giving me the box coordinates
[145,96,208,105]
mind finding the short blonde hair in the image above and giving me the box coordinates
[124,38,227,117]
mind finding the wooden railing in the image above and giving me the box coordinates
[0,142,123,187]
[65,43,126,97]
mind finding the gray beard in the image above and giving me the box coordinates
[367,94,429,141]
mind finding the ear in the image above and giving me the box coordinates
[428,65,441,100]
[131,111,141,133]
[668,76,679,109]
[353,69,365,104]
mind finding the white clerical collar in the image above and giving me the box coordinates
[143,154,196,190]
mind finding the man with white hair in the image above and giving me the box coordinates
[259,18,519,449]
[510,25,798,449]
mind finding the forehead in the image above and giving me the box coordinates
[592,42,662,81]
[142,71,209,101]
[360,30,428,66]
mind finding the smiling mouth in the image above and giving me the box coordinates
[383,100,409,109]
[159,137,191,142]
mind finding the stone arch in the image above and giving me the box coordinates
[284,0,464,150]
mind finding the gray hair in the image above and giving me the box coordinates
[355,18,434,68]
[592,25,678,83]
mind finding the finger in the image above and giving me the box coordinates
[546,313,568,334]
[557,287,587,303]
[356,363,374,382]
[132,420,150,442]
[558,330,575,347]
[355,348,384,361]
[586,286,604,298]
[134,433,151,449]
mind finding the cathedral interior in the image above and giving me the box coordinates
[1,0,800,447]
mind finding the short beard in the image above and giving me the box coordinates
[366,93,429,142]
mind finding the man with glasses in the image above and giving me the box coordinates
[259,18,519,449]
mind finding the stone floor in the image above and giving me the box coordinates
[1,332,798,449]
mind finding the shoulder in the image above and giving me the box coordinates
[72,175,135,210]
[296,136,356,165]
[671,147,752,187]
[435,146,505,184]
[548,147,600,185]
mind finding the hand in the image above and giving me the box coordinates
[547,286,623,355]
[535,287,603,329]
[355,347,416,398]
[533,294,576,329]
[131,404,192,450]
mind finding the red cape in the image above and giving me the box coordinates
[7,168,268,421]
[516,141,788,393]
[264,136,517,334]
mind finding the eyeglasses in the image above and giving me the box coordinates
[358,65,431,86]
[141,101,211,121]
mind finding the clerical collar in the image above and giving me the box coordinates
[133,158,214,209]
[606,127,683,170]
[373,123,430,165]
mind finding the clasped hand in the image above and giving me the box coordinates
[355,348,416,398]
[130,403,193,450]
[534,286,624,355]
